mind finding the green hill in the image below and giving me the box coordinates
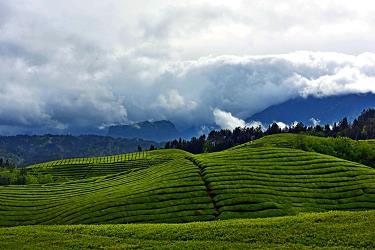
[0,150,215,226]
[26,151,172,181]
[1,135,375,226]
[234,133,375,167]
[194,146,375,219]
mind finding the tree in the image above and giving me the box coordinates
[137,145,142,152]
[337,117,350,137]
[291,122,306,133]
[267,123,281,135]
[324,124,331,137]
[313,125,324,136]
[339,117,349,130]
[351,119,361,140]
[149,145,155,151]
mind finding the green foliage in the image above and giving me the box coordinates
[0,167,55,186]
[195,145,375,220]
[0,149,215,226]
[27,151,164,181]
[0,168,25,185]
[36,173,54,184]
[1,142,375,226]
[241,133,375,167]
[0,210,374,249]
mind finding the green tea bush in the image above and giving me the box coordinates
[195,145,375,219]
[239,133,375,167]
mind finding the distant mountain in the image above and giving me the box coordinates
[0,135,161,166]
[108,120,180,142]
[246,93,375,126]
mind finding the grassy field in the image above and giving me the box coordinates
[1,210,374,249]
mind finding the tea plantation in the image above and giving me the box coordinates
[1,134,375,248]
[194,146,375,219]
[1,150,215,226]
[27,151,172,180]
[1,210,374,249]
[234,133,375,167]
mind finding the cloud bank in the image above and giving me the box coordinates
[2,49,375,134]
[213,108,247,130]
[1,1,375,134]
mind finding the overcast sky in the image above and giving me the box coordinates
[1,0,375,134]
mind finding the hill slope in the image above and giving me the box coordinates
[1,138,375,226]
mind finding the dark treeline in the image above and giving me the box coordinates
[165,109,375,154]
[0,158,15,168]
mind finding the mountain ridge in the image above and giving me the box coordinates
[107,120,180,142]
[246,93,375,125]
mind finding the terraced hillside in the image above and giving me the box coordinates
[234,133,375,168]
[0,150,215,226]
[235,133,375,149]
[194,146,375,219]
[27,151,171,181]
[1,136,375,226]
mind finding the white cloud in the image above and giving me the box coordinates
[213,108,246,130]
[1,1,375,134]
[291,121,300,128]
[213,108,263,130]
[154,89,197,111]
[2,50,375,134]
[309,118,321,126]
[248,121,263,129]
[275,122,288,130]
